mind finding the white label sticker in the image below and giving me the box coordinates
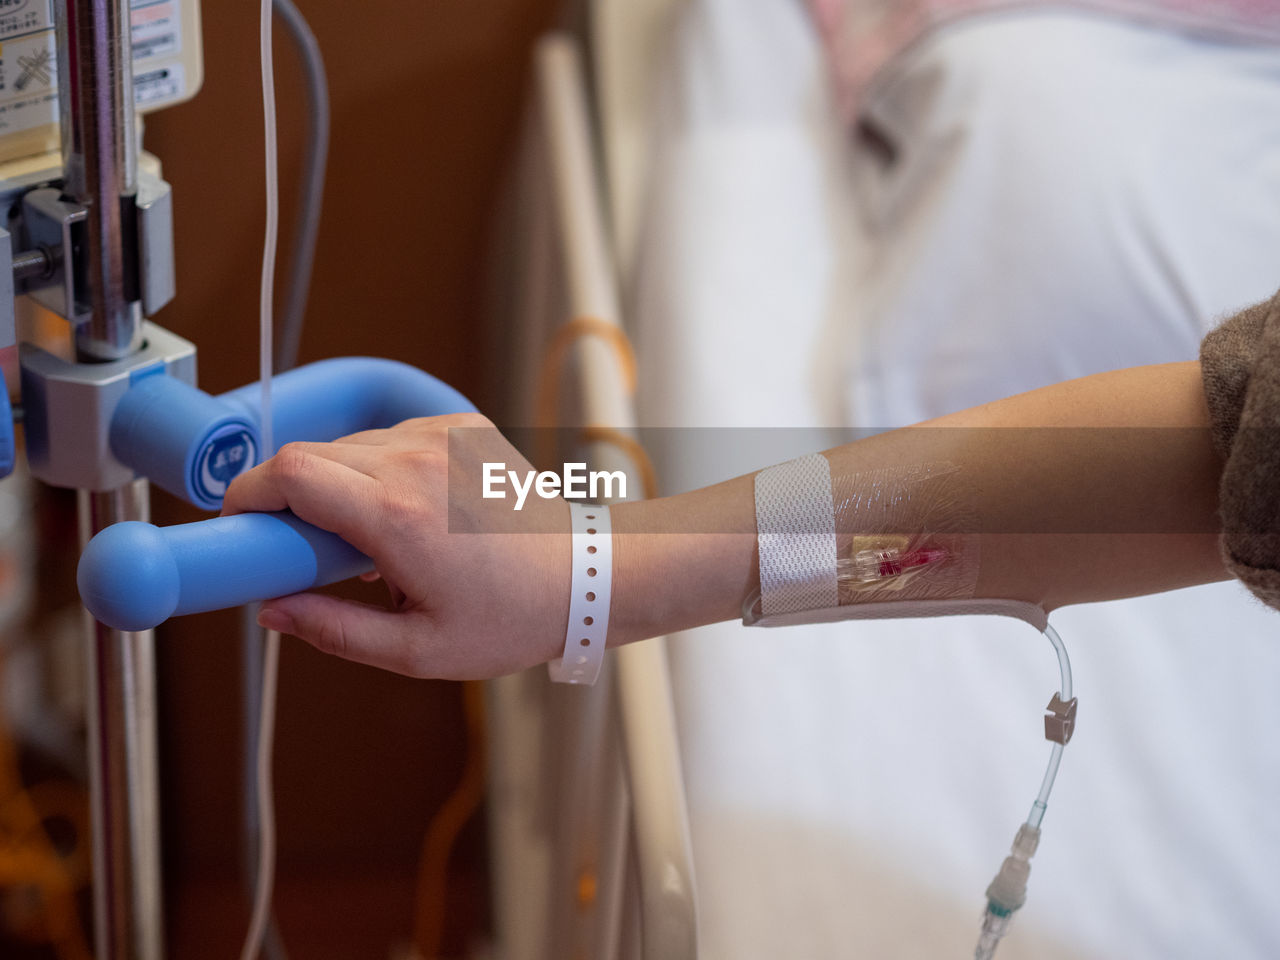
[131,0,182,61]
[0,0,54,40]
[0,16,58,138]
[134,61,184,105]
[0,0,187,146]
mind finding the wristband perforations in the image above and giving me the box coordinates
[548,502,612,684]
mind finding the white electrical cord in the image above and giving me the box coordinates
[239,0,280,956]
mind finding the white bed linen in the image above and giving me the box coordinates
[630,4,1280,958]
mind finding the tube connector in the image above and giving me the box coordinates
[974,824,1041,959]
[975,905,1013,960]
[985,823,1040,914]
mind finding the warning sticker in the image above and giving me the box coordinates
[0,0,58,142]
[0,0,190,157]
[134,62,184,106]
[0,1,53,41]
[131,0,182,62]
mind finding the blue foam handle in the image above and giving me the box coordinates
[78,514,372,632]
[219,356,476,451]
[83,357,478,630]
[111,357,476,509]
[111,373,261,510]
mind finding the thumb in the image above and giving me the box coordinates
[258,593,430,677]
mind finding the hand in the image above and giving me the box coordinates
[221,414,571,679]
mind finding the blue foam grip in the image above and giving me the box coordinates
[111,357,477,509]
[84,357,478,630]
[78,514,373,632]
[111,374,260,509]
[219,357,478,453]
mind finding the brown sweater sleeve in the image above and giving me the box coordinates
[1199,287,1280,610]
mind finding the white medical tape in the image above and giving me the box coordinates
[754,453,839,617]
[548,502,612,685]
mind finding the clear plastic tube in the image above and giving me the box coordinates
[240,631,280,960]
[258,0,278,460]
[240,0,280,958]
[1029,622,1072,827]
[1043,622,1072,701]
[244,5,326,956]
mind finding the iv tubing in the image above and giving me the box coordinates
[245,5,327,954]
[259,0,278,462]
[241,0,280,957]
[974,620,1075,959]
[241,629,280,960]
[1029,622,1072,828]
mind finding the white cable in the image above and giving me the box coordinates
[240,0,280,957]
[258,0,278,460]
[240,630,281,960]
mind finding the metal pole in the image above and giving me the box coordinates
[56,2,162,957]
[57,0,143,361]
[78,483,164,960]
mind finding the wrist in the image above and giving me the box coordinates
[609,476,759,646]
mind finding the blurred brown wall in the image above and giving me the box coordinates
[140,1,562,956]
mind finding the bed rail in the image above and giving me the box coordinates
[538,34,697,960]
[487,32,698,960]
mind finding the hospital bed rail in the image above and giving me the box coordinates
[486,32,698,960]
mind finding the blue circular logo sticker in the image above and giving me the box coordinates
[195,428,257,503]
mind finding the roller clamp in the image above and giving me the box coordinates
[1044,693,1078,745]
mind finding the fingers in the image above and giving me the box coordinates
[330,412,491,448]
[259,593,435,678]
[222,445,387,556]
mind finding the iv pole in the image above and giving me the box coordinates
[57,0,165,956]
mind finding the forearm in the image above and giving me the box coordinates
[223,361,1231,680]
[609,362,1228,645]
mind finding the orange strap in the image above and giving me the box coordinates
[412,680,487,958]
[579,424,659,501]
[534,317,656,500]
[535,316,638,433]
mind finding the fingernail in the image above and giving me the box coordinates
[258,607,295,635]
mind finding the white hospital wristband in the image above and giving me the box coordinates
[548,502,612,685]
